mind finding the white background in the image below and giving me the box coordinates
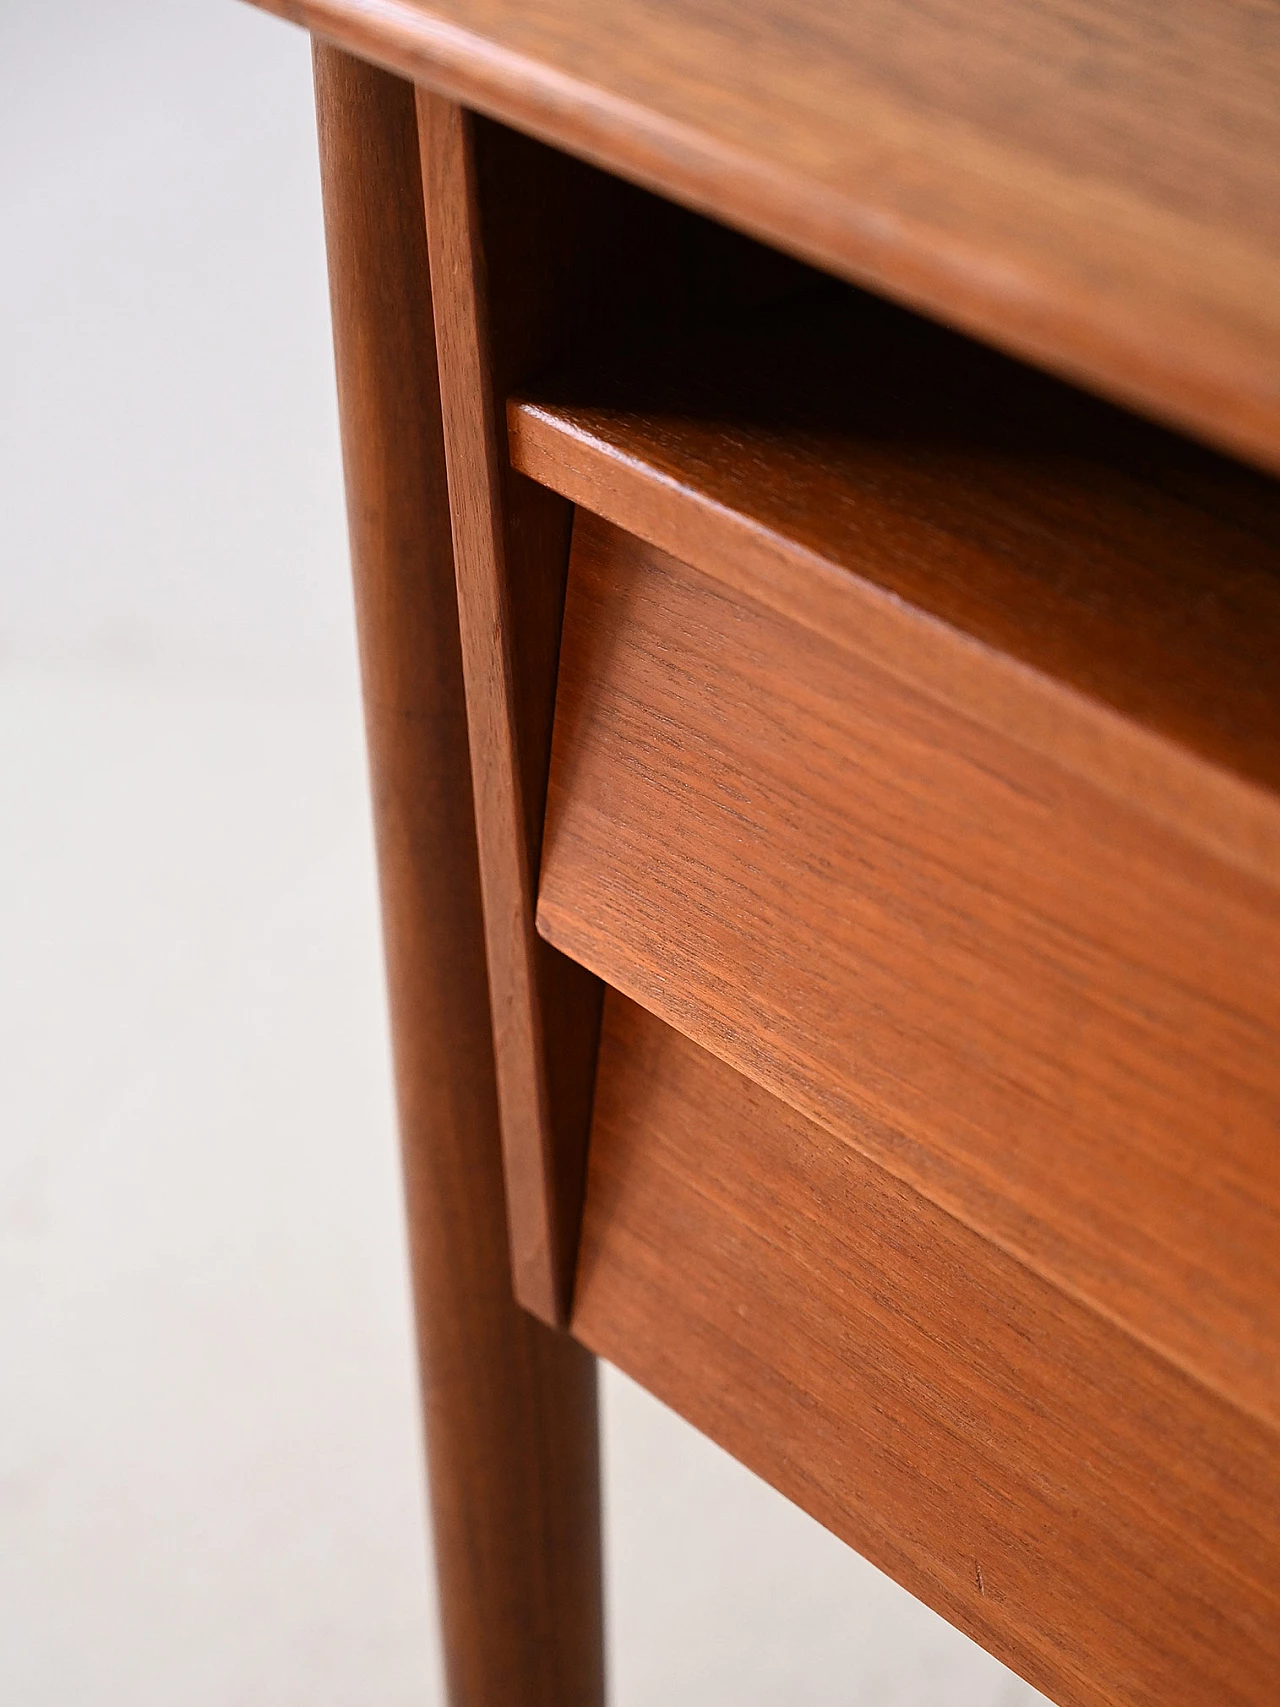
[0,3,1048,1701]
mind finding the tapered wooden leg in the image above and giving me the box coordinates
[311,44,605,1707]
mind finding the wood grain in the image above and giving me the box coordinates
[312,46,602,1705]
[250,0,1280,472]
[539,511,1280,1430]
[419,103,814,1321]
[573,993,1280,1707]
[419,93,572,1325]
[509,283,1280,887]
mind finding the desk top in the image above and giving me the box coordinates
[259,0,1280,473]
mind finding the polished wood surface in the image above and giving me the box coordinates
[540,511,1280,1430]
[573,992,1280,1707]
[419,92,581,1324]
[509,282,1280,885]
[255,1,1280,1696]
[313,48,603,1704]
[253,0,1280,472]
[421,109,813,1320]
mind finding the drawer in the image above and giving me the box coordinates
[512,282,1280,1430]
[573,991,1280,1707]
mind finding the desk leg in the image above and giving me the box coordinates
[311,44,605,1707]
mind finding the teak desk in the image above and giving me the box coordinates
[242,4,1280,1703]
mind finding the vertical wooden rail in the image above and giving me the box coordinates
[415,93,567,1325]
[311,45,604,1707]
[416,95,605,1328]
[410,97,804,1329]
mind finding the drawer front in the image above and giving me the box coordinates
[574,992,1280,1707]
[539,509,1280,1427]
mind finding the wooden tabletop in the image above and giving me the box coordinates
[255,0,1280,474]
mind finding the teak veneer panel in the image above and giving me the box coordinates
[538,513,1280,1430]
[510,285,1280,887]
[252,0,1280,471]
[572,994,1280,1707]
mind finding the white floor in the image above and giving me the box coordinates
[0,4,1048,1702]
